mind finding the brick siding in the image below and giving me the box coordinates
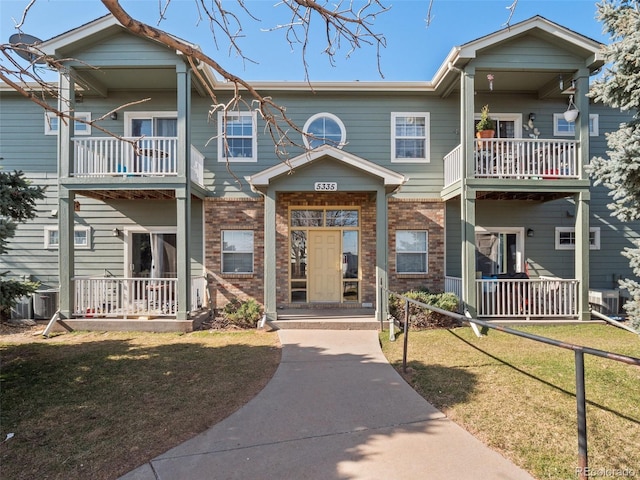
[388,199,445,293]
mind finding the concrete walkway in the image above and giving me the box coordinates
[120,330,534,480]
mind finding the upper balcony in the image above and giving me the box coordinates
[70,137,205,199]
[443,138,586,200]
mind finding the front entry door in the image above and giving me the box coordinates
[308,230,341,302]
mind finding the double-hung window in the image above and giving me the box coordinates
[222,230,254,273]
[396,230,428,273]
[218,111,257,162]
[391,113,430,162]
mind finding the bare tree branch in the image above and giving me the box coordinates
[267,0,389,81]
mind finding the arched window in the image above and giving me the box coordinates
[303,113,346,149]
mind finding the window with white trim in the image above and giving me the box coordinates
[391,112,430,162]
[44,226,91,249]
[302,113,346,149]
[396,230,428,273]
[555,227,600,250]
[217,111,257,162]
[553,114,599,137]
[44,112,91,135]
[222,230,254,273]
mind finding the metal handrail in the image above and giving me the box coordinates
[382,286,640,480]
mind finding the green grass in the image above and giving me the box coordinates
[380,325,640,480]
[0,330,281,480]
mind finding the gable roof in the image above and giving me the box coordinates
[249,145,407,193]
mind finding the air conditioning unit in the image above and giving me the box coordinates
[589,289,620,315]
[11,296,33,320]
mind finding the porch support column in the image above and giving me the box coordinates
[58,73,75,320]
[375,186,388,324]
[461,187,477,317]
[574,68,590,181]
[575,191,591,321]
[58,187,75,320]
[176,188,191,320]
[460,66,477,316]
[175,65,191,321]
[263,188,277,321]
[574,68,591,321]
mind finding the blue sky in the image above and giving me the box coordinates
[1,0,607,81]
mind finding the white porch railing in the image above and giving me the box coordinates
[445,276,579,318]
[73,137,180,177]
[190,145,205,186]
[444,275,463,299]
[73,276,207,318]
[476,277,579,318]
[443,138,579,184]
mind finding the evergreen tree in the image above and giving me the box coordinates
[0,169,45,320]
[589,0,640,328]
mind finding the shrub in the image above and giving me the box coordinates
[389,289,460,329]
[221,298,262,328]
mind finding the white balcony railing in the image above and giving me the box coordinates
[443,138,579,184]
[445,276,579,318]
[73,276,208,319]
[74,137,178,177]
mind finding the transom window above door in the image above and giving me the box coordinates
[302,113,346,149]
[290,209,358,227]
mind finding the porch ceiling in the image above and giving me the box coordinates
[79,189,176,201]
[476,191,571,202]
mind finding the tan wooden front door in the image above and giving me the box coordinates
[308,230,341,302]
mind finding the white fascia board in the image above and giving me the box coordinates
[211,80,434,93]
[39,15,121,55]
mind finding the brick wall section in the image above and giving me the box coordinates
[204,198,264,310]
[276,192,377,306]
[204,195,445,310]
[388,199,445,293]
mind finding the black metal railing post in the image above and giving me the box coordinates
[402,300,410,373]
[575,350,588,480]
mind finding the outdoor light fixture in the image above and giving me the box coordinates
[112,228,121,237]
[528,113,536,122]
[110,111,118,120]
[527,228,535,238]
[559,75,564,91]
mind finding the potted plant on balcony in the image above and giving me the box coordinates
[476,104,496,139]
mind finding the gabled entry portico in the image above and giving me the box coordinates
[249,146,406,323]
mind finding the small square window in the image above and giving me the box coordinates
[396,230,428,273]
[45,112,92,136]
[391,113,430,163]
[44,226,91,249]
[217,112,257,162]
[555,227,600,250]
[222,230,254,273]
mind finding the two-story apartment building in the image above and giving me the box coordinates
[1,14,638,331]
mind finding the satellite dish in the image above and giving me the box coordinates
[8,33,47,65]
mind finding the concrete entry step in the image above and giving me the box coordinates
[268,308,380,330]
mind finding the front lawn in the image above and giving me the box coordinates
[380,325,640,480]
[0,329,281,480]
